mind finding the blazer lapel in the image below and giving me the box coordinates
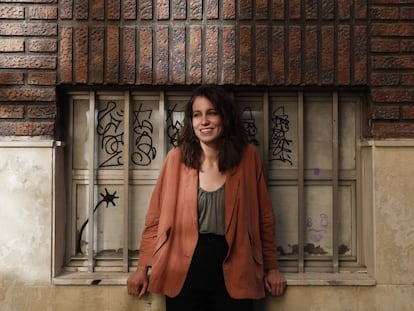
[224,167,241,234]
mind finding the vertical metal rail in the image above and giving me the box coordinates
[332,92,340,272]
[159,91,166,158]
[87,91,96,272]
[298,92,305,273]
[123,91,131,272]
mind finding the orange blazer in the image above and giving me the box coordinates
[138,144,279,299]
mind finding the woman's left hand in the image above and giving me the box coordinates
[264,269,287,296]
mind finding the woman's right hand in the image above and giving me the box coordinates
[127,266,149,299]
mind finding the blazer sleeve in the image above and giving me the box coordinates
[137,149,174,267]
[254,148,279,270]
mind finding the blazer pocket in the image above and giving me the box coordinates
[248,231,263,265]
[153,227,171,256]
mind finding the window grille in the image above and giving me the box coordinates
[63,90,362,274]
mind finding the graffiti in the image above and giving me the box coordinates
[166,104,184,147]
[131,103,157,166]
[242,107,260,146]
[97,101,124,167]
[269,106,293,165]
[307,213,329,243]
[77,188,119,255]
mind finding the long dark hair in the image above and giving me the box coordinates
[177,85,248,171]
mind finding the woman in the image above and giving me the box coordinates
[127,85,286,310]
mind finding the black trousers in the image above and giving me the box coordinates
[165,234,253,311]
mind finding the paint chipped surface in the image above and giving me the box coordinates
[0,148,52,286]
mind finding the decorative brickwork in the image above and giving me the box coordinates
[0,1,413,137]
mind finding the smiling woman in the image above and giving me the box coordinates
[127,85,286,311]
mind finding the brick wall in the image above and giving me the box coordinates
[0,0,413,138]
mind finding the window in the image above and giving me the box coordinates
[56,89,369,283]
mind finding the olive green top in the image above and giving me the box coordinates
[197,184,225,235]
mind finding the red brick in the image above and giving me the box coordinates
[0,121,54,136]
[74,26,88,83]
[239,0,252,20]
[338,0,351,20]
[401,106,414,120]
[289,0,301,19]
[401,73,414,86]
[60,0,73,20]
[157,0,169,20]
[371,23,414,36]
[28,6,57,19]
[92,0,104,20]
[371,88,414,103]
[0,38,24,52]
[171,25,185,84]
[271,0,284,20]
[27,38,57,52]
[371,122,414,139]
[90,26,104,84]
[372,55,414,70]
[75,0,88,19]
[0,5,24,19]
[0,72,24,85]
[205,25,218,84]
[239,26,252,84]
[108,0,120,20]
[401,39,414,52]
[370,73,400,86]
[371,105,400,120]
[0,22,57,36]
[401,8,414,20]
[321,0,334,20]
[288,26,301,85]
[256,0,268,19]
[354,25,367,84]
[173,0,186,19]
[223,0,235,19]
[105,26,120,84]
[0,105,24,118]
[338,25,350,85]
[123,0,137,20]
[27,72,56,85]
[0,87,56,102]
[222,26,236,84]
[371,7,399,20]
[354,0,367,19]
[26,105,56,118]
[305,26,318,85]
[371,38,400,53]
[139,26,153,84]
[255,26,268,84]
[321,26,334,84]
[206,0,218,19]
[59,26,72,83]
[155,25,168,84]
[305,0,317,19]
[140,0,152,19]
[0,55,56,69]
[271,26,284,85]
[121,27,136,84]
[188,26,202,84]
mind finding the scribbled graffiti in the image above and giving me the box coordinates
[77,188,119,255]
[269,106,293,165]
[166,104,184,147]
[242,107,260,146]
[131,103,156,166]
[97,101,124,167]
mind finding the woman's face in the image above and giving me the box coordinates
[192,96,223,147]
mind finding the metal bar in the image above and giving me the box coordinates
[298,92,305,272]
[332,92,340,272]
[123,91,130,272]
[263,92,269,174]
[88,91,96,272]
